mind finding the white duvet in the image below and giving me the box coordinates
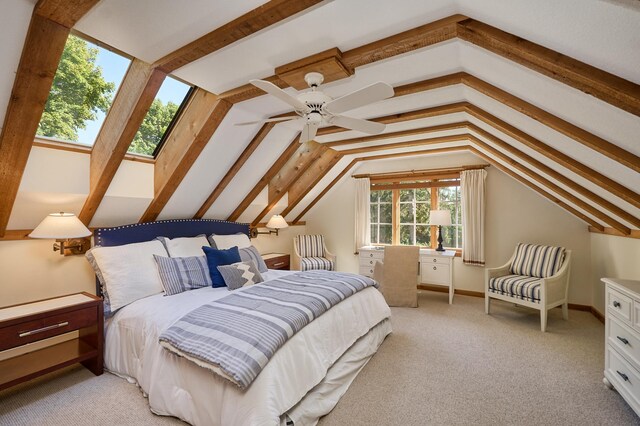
[105,270,391,425]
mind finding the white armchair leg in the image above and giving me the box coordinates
[540,308,548,332]
[485,295,490,314]
[562,303,569,320]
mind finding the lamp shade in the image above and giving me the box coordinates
[266,214,288,229]
[29,213,92,239]
[430,210,452,226]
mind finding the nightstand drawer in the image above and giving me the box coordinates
[361,250,384,260]
[0,306,97,351]
[264,254,290,270]
[360,257,383,267]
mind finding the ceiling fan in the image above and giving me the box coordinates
[236,72,394,142]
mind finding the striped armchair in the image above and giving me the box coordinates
[292,235,336,271]
[485,243,572,332]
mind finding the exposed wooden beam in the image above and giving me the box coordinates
[0,230,32,241]
[469,125,640,229]
[457,19,640,117]
[325,122,468,147]
[338,135,467,155]
[251,141,328,226]
[0,1,100,237]
[153,0,324,73]
[588,227,640,240]
[468,147,605,231]
[79,60,166,225]
[34,0,100,28]
[292,146,469,223]
[341,15,467,69]
[461,74,640,173]
[193,123,276,219]
[469,136,630,235]
[292,159,359,224]
[227,134,302,222]
[279,148,343,218]
[465,105,640,209]
[139,91,232,223]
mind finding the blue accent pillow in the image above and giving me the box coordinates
[202,246,241,287]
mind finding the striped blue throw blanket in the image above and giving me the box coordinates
[159,270,379,389]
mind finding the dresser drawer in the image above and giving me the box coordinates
[609,315,640,367]
[360,257,383,268]
[421,255,451,265]
[0,306,97,351]
[607,287,633,324]
[421,263,449,285]
[359,266,375,278]
[360,250,384,260]
[607,347,640,407]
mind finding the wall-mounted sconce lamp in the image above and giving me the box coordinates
[29,212,92,255]
[250,215,289,238]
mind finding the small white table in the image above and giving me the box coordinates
[358,246,456,304]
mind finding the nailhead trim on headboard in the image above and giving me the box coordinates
[94,219,250,246]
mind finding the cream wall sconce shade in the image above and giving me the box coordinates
[430,209,452,252]
[29,212,92,255]
[250,215,289,238]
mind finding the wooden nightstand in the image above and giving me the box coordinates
[262,253,290,270]
[0,292,103,391]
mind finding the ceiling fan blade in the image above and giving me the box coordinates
[235,116,297,126]
[300,122,319,143]
[324,82,394,114]
[331,115,386,134]
[250,79,307,111]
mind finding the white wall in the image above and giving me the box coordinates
[304,152,593,305]
[590,234,640,314]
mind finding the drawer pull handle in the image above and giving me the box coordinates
[433,266,437,270]
[617,370,630,382]
[369,260,373,264]
[273,262,285,267]
[370,254,374,257]
[613,301,621,308]
[617,336,630,345]
[19,321,69,337]
[433,258,437,263]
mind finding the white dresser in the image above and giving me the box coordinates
[359,246,455,303]
[602,277,640,417]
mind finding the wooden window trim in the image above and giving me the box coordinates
[369,171,463,251]
[32,137,155,164]
[149,85,196,158]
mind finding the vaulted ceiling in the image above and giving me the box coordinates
[0,0,638,240]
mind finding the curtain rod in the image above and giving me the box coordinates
[351,164,489,179]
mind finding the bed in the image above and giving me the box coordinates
[93,219,392,426]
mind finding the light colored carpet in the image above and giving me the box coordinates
[1,291,638,425]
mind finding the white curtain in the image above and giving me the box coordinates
[354,178,371,254]
[461,169,487,266]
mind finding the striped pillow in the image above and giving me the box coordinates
[509,243,566,278]
[217,261,264,290]
[296,235,325,258]
[154,255,212,296]
[239,246,268,273]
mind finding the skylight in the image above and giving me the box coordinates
[36,34,130,146]
[128,77,193,157]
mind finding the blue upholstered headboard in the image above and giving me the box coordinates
[93,219,250,295]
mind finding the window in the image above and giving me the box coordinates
[37,34,130,146]
[369,182,462,250]
[438,186,462,249]
[399,188,431,246]
[370,190,392,244]
[129,76,193,156]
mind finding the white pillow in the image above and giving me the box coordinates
[208,233,251,250]
[87,240,167,312]
[158,235,210,257]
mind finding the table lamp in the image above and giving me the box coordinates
[430,210,452,252]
